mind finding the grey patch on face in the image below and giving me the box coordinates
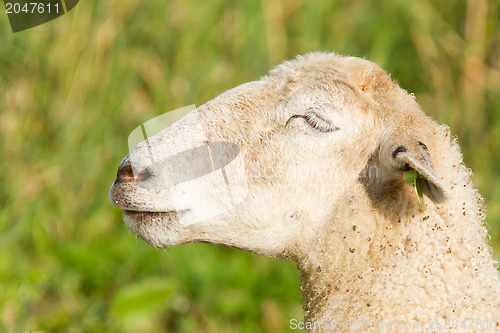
[137,141,241,189]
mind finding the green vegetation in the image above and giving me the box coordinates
[1,0,499,332]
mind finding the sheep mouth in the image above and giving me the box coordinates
[123,209,192,226]
[123,210,184,220]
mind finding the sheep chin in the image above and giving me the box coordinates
[122,210,186,248]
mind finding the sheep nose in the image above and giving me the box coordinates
[116,163,151,182]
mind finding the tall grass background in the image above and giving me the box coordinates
[0,0,499,332]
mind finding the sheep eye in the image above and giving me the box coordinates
[287,112,339,133]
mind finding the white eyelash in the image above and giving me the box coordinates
[303,113,339,133]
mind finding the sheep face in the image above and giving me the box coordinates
[110,53,447,259]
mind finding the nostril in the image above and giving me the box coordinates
[116,164,152,182]
[117,164,136,181]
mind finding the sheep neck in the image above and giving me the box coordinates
[296,193,500,332]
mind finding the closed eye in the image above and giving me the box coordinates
[286,112,339,133]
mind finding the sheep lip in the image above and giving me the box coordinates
[124,210,175,216]
[123,209,188,218]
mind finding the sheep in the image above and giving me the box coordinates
[110,52,500,332]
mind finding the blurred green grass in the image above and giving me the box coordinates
[0,0,499,332]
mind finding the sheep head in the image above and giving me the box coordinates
[109,52,450,259]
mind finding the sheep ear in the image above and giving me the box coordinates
[387,141,449,203]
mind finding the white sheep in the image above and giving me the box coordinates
[110,52,500,332]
